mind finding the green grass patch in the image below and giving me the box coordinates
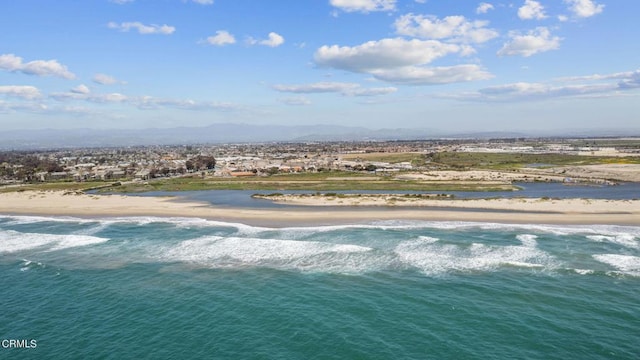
[0,181,116,194]
[428,152,640,170]
[99,175,517,193]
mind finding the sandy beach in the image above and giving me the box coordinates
[1,190,638,226]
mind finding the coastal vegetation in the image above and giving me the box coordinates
[427,152,640,170]
[98,171,517,193]
[2,138,639,194]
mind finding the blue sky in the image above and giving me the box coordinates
[1,0,638,132]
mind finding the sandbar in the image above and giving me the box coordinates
[0,190,638,226]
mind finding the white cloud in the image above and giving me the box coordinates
[110,0,134,3]
[71,84,90,94]
[132,97,237,111]
[278,97,312,106]
[0,53,75,79]
[315,37,492,85]
[93,73,123,85]
[329,0,396,13]
[497,27,561,57]
[565,0,604,18]
[0,85,42,100]
[90,93,128,103]
[204,30,236,46]
[261,32,285,47]
[438,69,640,102]
[0,101,48,114]
[315,38,460,72]
[348,87,398,96]
[557,70,640,83]
[272,81,397,97]
[394,14,498,43]
[476,2,495,14]
[246,32,285,47]
[518,0,547,20]
[369,65,493,85]
[107,21,175,35]
[273,82,358,93]
[558,15,569,22]
[50,91,128,103]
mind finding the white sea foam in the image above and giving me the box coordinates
[394,238,556,276]
[586,235,639,249]
[592,254,640,277]
[572,268,595,275]
[0,229,109,253]
[417,236,440,244]
[19,258,44,272]
[160,236,377,273]
[516,234,538,248]
[3,215,639,237]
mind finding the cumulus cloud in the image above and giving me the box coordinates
[204,30,236,46]
[394,14,499,43]
[476,2,494,14]
[261,32,285,47]
[246,32,285,47]
[0,85,42,100]
[369,65,493,85]
[497,27,561,57]
[107,21,175,35]
[272,81,397,97]
[315,37,493,85]
[0,53,75,79]
[518,0,547,20]
[315,38,460,72]
[93,73,123,85]
[565,0,604,18]
[329,0,396,13]
[71,84,91,94]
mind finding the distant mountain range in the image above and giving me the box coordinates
[0,123,638,150]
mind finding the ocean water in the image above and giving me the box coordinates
[1,215,639,359]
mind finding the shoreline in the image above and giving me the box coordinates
[1,190,639,227]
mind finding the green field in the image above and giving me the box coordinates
[98,171,515,193]
[428,152,640,169]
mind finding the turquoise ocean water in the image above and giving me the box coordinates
[1,215,639,359]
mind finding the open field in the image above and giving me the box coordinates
[340,152,427,166]
[428,152,640,170]
[101,172,516,193]
[0,181,116,194]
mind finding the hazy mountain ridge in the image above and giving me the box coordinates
[0,123,638,150]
